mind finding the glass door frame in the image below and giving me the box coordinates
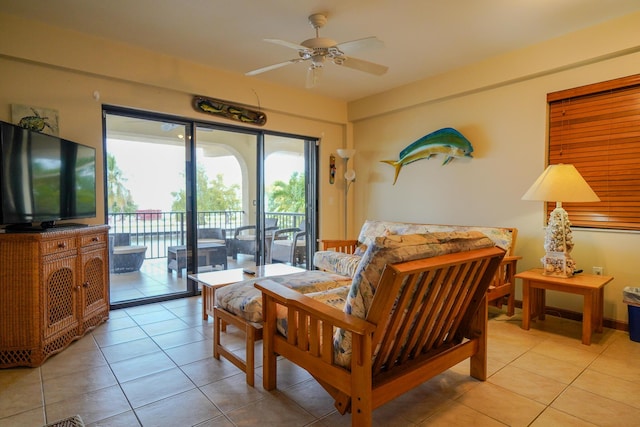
[104,106,196,309]
[196,124,319,268]
[104,106,319,309]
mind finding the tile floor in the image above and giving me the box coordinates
[109,255,255,304]
[1,299,639,427]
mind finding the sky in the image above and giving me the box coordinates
[108,138,303,211]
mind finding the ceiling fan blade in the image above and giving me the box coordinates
[337,56,388,76]
[245,58,303,76]
[264,38,310,51]
[336,36,384,54]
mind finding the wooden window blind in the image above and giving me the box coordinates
[547,74,640,231]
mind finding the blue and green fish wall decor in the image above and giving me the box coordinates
[381,127,474,184]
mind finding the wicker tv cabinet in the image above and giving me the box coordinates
[0,225,110,368]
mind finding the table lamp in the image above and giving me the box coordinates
[522,164,600,277]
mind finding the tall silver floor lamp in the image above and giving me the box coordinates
[336,149,356,239]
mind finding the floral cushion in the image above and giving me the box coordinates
[313,251,362,278]
[275,285,350,336]
[215,270,351,323]
[355,219,514,255]
[333,231,495,368]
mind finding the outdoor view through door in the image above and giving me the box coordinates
[105,109,317,308]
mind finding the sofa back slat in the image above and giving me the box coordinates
[368,247,503,376]
[258,244,506,426]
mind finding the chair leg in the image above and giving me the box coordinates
[506,292,515,317]
[262,297,278,391]
[245,324,257,387]
[350,334,372,426]
[470,297,488,381]
[213,313,221,360]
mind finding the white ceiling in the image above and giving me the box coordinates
[2,0,640,101]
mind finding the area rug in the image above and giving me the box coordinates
[43,414,84,427]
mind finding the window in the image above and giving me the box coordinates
[547,74,640,231]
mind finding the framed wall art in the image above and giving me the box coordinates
[11,104,59,136]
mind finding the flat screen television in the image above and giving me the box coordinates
[0,119,96,229]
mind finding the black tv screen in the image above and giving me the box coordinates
[0,120,96,227]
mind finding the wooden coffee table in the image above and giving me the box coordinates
[190,263,305,321]
[189,264,305,386]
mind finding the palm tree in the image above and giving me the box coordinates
[171,166,240,212]
[268,172,305,213]
[106,153,137,213]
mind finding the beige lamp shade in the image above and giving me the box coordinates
[344,169,356,182]
[336,148,356,159]
[521,164,600,203]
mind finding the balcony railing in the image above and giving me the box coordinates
[107,210,304,259]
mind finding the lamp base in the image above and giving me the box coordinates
[542,204,576,277]
[542,251,575,278]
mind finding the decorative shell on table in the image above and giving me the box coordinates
[542,208,576,277]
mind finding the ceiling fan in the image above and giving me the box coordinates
[245,13,388,88]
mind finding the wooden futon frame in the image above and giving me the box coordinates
[256,246,505,426]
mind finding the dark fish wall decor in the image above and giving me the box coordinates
[193,96,267,126]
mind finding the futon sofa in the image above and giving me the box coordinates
[213,219,518,387]
[257,230,506,426]
[313,219,519,314]
[216,220,519,325]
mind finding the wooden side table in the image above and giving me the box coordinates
[515,268,613,345]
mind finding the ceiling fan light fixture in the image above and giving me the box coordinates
[245,12,388,86]
[306,64,323,88]
[311,55,325,68]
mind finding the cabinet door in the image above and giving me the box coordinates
[43,256,79,341]
[79,248,109,329]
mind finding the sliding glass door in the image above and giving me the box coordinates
[193,127,318,269]
[105,112,193,307]
[105,107,318,308]
[194,126,258,269]
[264,134,315,268]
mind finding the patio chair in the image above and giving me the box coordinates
[270,224,306,266]
[232,218,278,259]
[198,227,226,245]
[109,233,147,273]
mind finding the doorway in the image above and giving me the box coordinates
[104,108,318,308]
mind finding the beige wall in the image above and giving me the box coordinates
[0,12,351,239]
[1,11,639,324]
[348,12,640,324]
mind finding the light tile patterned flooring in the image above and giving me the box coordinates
[109,255,255,304]
[1,299,639,426]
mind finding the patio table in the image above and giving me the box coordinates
[167,242,227,277]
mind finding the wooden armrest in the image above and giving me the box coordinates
[256,279,375,335]
[500,255,521,269]
[320,239,359,253]
[488,252,519,315]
